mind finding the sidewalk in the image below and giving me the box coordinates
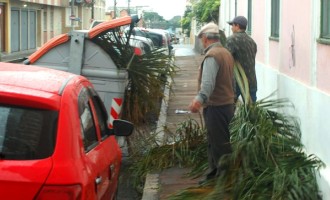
[142,44,205,200]
[0,49,35,63]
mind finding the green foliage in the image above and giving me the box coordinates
[91,25,134,70]
[208,97,324,200]
[121,48,177,125]
[168,63,324,200]
[128,118,208,193]
[181,0,220,36]
[91,24,178,126]
[181,8,193,36]
[143,12,165,22]
[143,12,181,29]
[192,0,220,24]
[169,16,182,29]
[169,97,324,200]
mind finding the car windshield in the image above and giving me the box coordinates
[0,105,58,160]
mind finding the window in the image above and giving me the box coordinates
[43,11,47,31]
[0,105,58,160]
[321,0,330,39]
[271,0,280,38]
[65,7,78,27]
[78,89,98,152]
[88,88,109,140]
[50,10,54,32]
[247,0,252,34]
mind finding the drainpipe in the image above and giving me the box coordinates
[71,0,74,31]
[91,2,94,20]
[235,0,237,16]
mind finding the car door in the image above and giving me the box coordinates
[78,86,112,200]
[88,87,121,200]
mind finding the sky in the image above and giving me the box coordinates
[108,0,187,20]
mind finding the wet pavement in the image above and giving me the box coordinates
[141,44,206,200]
[172,44,199,57]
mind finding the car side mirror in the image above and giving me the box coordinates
[109,119,134,136]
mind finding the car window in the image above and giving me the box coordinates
[78,88,99,152]
[88,88,108,140]
[0,105,58,160]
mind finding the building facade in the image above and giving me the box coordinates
[0,0,105,56]
[219,0,330,198]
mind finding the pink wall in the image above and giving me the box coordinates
[317,44,330,93]
[280,0,312,85]
[269,41,280,69]
[252,0,266,63]
[234,0,330,94]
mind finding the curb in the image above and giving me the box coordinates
[141,173,160,200]
[141,73,172,200]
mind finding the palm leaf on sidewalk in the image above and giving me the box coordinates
[169,62,324,199]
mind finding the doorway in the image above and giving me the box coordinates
[0,4,5,52]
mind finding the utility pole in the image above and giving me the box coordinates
[114,0,117,18]
[128,0,130,14]
[91,1,94,20]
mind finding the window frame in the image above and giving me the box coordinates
[247,0,252,34]
[65,7,78,27]
[88,87,109,141]
[320,0,330,40]
[270,0,280,40]
[78,88,99,152]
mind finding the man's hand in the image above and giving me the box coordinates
[189,99,202,113]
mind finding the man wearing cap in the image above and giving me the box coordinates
[226,16,257,102]
[189,22,235,184]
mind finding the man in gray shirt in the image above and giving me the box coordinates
[189,22,235,184]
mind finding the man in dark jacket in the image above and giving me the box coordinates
[189,22,235,184]
[226,16,258,102]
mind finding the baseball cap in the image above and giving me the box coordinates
[227,16,248,27]
[197,22,219,38]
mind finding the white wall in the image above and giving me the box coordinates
[256,62,330,199]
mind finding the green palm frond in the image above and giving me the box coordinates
[169,186,215,200]
[234,61,251,104]
[128,117,207,192]
[122,48,178,125]
[168,62,324,200]
[209,96,324,200]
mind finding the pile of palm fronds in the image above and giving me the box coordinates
[122,48,177,125]
[128,118,208,193]
[91,23,178,125]
[168,63,324,200]
[207,97,324,200]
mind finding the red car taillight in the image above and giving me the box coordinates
[134,47,142,56]
[36,185,82,200]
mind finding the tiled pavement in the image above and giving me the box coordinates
[142,44,205,200]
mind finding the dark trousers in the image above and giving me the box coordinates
[203,104,234,178]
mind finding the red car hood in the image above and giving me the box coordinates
[0,158,52,199]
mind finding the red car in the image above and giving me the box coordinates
[0,63,133,200]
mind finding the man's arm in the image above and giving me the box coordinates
[189,57,219,112]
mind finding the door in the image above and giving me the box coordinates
[89,87,120,199]
[11,9,20,52]
[78,86,113,199]
[29,11,36,49]
[0,4,4,52]
[21,10,28,50]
